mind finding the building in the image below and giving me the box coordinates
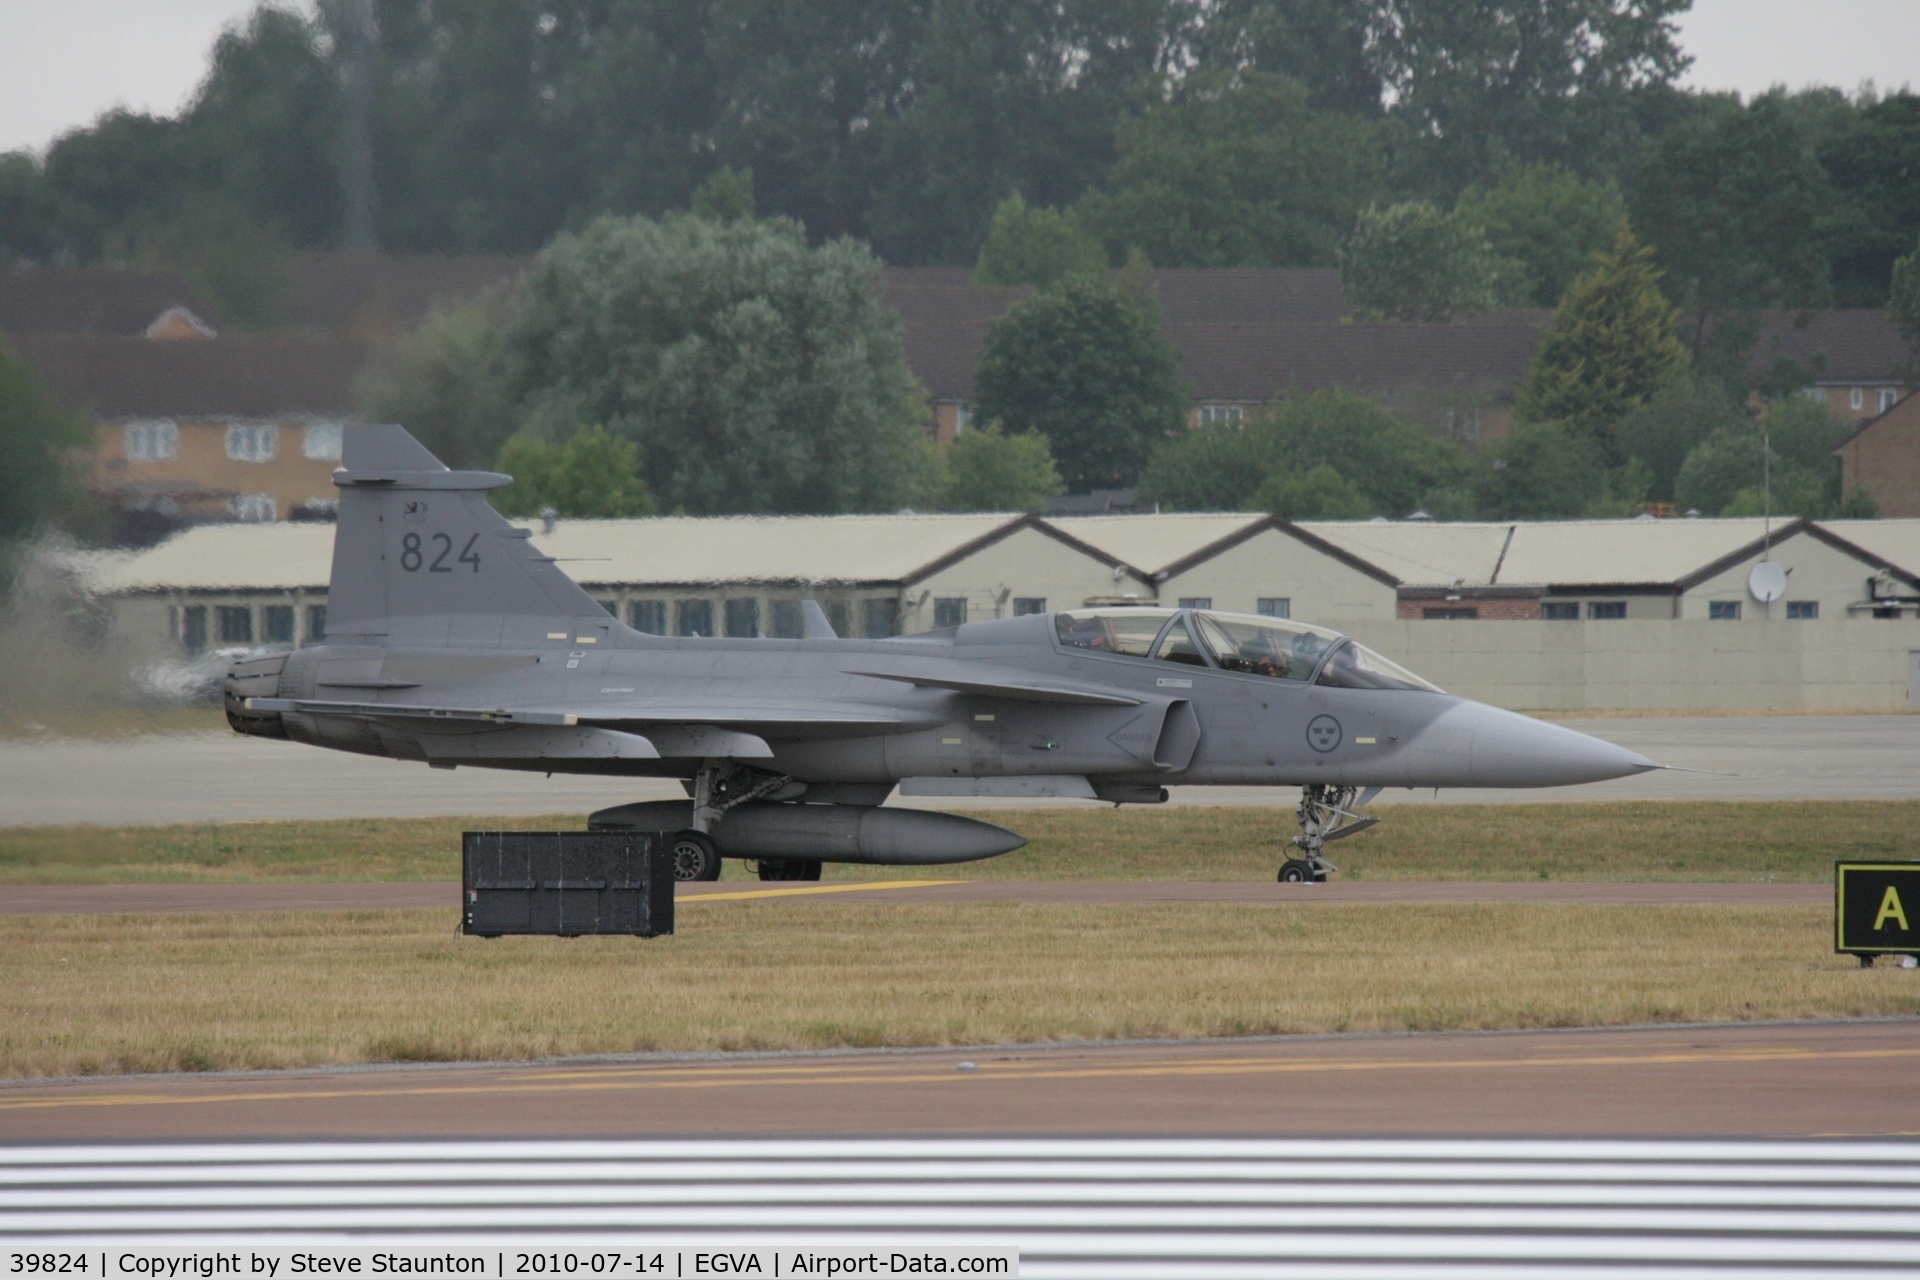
[1835,391,1920,516]
[1749,310,1914,421]
[13,333,367,539]
[0,266,219,337]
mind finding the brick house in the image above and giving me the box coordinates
[1836,390,1920,516]
[1749,310,1914,420]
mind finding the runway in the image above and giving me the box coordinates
[5,1135,1920,1275]
[3,714,1916,827]
[2,1021,1916,1143]
[0,879,1831,915]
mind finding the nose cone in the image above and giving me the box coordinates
[1420,700,1659,788]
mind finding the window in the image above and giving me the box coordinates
[862,597,899,637]
[1799,387,1826,403]
[1709,600,1741,621]
[724,598,761,638]
[675,599,714,637]
[1588,601,1627,620]
[226,424,277,462]
[933,597,968,628]
[1256,597,1290,619]
[230,493,277,522]
[769,599,805,639]
[954,405,973,433]
[1192,611,1342,682]
[1880,389,1899,413]
[1197,404,1243,426]
[1177,597,1213,610]
[124,419,177,460]
[1541,602,1580,621]
[263,605,295,644]
[1787,601,1819,620]
[1317,642,1444,692]
[1153,618,1209,667]
[1423,607,1479,620]
[216,605,253,645]
[628,600,666,634]
[1056,608,1177,657]
[303,422,344,460]
[1012,597,1047,616]
[181,605,208,653]
[305,605,327,642]
[596,599,618,618]
[827,600,852,637]
[1851,387,1865,411]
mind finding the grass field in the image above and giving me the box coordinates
[3,801,1914,885]
[3,902,1913,1078]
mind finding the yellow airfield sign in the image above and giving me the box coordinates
[1835,862,1920,959]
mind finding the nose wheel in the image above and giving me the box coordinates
[1283,784,1381,882]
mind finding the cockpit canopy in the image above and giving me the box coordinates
[1053,607,1442,692]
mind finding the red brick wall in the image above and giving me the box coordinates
[1838,394,1920,518]
[1397,595,1541,620]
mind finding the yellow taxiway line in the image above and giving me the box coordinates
[676,879,957,903]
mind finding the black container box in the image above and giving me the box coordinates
[463,831,673,937]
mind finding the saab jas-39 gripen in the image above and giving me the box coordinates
[227,425,1660,883]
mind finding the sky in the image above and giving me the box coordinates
[1,0,1918,156]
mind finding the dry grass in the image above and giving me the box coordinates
[0,902,1911,1079]
[6,801,1914,885]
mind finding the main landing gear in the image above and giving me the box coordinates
[1282,784,1382,883]
[671,760,804,882]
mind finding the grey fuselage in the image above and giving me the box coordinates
[242,610,1654,793]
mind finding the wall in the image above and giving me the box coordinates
[93,417,344,521]
[1345,618,1920,712]
[1837,395,1920,519]
[1157,526,1399,622]
[1681,533,1888,620]
[905,524,1150,631]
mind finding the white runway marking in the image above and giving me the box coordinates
[4,1139,1918,1276]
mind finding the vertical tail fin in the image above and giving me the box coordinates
[325,424,605,644]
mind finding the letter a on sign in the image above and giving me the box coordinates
[1876,885,1910,931]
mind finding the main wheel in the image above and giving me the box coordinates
[670,830,722,881]
[758,859,823,882]
[1278,859,1314,883]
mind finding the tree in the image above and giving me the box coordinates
[492,426,656,518]
[972,276,1188,491]
[1630,94,1833,367]
[1140,389,1471,516]
[113,192,295,330]
[0,342,91,556]
[1073,72,1382,268]
[0,153,60,265]
[920,423,1065,512]
[1371,0,1692,195]
[355,298,521,469]
[1340,201,1504,321]
[1818,92,1920,307]
[972,194,1104,288]
[1511,226,1689,465]
[1476,419,1614,518]
[1614,375,1750,502]
[505,213,925,514]
[1454,164,1626,307]
[1672,395,1856,516]
[691,167,754,223]
[1891,234,1920,359]
[1253,463,1372,519]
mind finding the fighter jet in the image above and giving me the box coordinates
[228,425,1659,883]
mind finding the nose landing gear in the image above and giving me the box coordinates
[1283,784,1381,882]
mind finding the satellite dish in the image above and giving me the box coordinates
[1749,560,1788,604]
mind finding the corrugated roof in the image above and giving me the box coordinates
[1048,514,1266,575]
[13,334,368,418]
[1494,518,1793,587]
[1816,519,1920,577]
[1295,521,1516,586]
[528,514,1023,586]
[80,514,1029,595]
